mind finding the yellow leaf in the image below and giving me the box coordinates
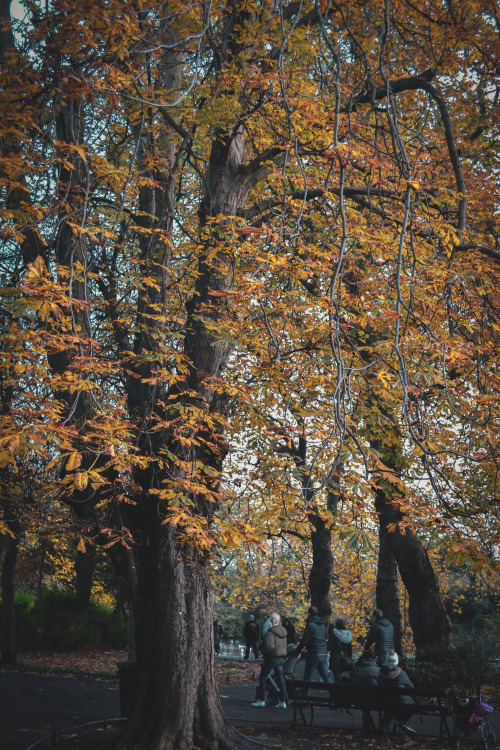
[66,452,82,471]
[74,472,88,490]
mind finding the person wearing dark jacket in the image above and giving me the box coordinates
[364,609,394,666]
[328,618,353,682]
[251,613,288,708]
[351,647,380,731]
[282,617,296,644]
[295,606,332,683]
[243,615,260,660]
[378,650,416,733]
[213,618,224,655]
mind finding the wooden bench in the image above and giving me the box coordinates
[287,679,457,742]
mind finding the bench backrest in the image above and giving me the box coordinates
[288,679,454,709]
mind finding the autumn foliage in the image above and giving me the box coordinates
[0,0,499,747]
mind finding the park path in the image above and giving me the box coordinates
[1,667,498,749]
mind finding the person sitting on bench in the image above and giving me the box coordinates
[351,647,380,731]
[378,650,416,734]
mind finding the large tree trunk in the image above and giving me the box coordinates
[116,108,260,746]
[116,517,248,750]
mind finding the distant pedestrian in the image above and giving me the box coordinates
[251,613,288,709]
[213,618,224,655]
[328,617,353,682]
[295,606,332,684]
[243,615,260,660]
[364,609,394,667]
[261,614,273,640]
[282,617,296,645]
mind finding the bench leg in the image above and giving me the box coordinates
[361,709,376,733]
[291,704,310,729]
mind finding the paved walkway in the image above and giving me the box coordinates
[1,666,498,749]
[0,671,119,749]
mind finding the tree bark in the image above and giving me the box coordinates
[376,519,403,653]
[307,471,342,621]
[75,546,97,611]
[308,514,333,621]
[369,413,451,655]
[374,484,451,655]
[0,516,20,665]
[116,101,258,748]
[116,513,250,750]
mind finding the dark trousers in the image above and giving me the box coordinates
[382,705,415,730]
[256,657,286,703]
[245,641,259,660]
[330,651,342,682]
[303,652,332,683]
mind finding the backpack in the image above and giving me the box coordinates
[340,654,354,672]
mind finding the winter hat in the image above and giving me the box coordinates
[386,650,399,668]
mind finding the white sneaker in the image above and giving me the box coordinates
[251,700,266,707]
[275,702,287,709]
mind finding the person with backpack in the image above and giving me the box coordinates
[243,615,260,660]
[251,613,288,709]
[328,617,353,682]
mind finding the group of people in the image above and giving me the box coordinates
[249,606,416,732]
[243,613,296,660]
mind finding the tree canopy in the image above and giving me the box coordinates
[0,0,499,747]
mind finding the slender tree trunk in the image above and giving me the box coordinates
[308,514,333,621]
[0,517,20,665]
[375,486,451,655]
[307,470,342,620]
[75,546,97,611]
[369,420,451,656]
[376,519,403,653]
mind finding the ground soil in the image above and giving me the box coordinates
[35,724,485,750]
[8,652,497,750]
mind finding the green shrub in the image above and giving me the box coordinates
[12,587,129,651]
[402,645,491,692]
[14,589,36,611]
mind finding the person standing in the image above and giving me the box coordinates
[243,615,260,660]
[364,609,394,667]
[251,613,288,709]
[282,617,296,645]
[261,613,273,639]
[295,606,332,684]
[328,617,353,682]
[213,618,224,655]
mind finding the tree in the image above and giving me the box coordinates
[1,1,499,748]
